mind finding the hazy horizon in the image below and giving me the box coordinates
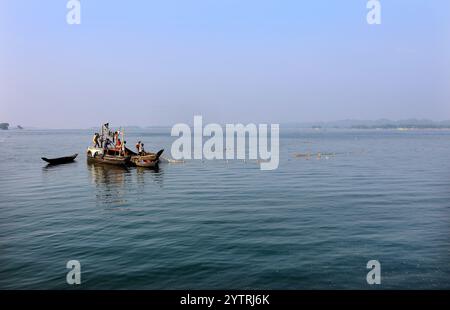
[3,118,450,130]
[1,0,450,128]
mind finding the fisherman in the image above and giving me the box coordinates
[104,138,111,149]
[140,143,145,155]
[116,138,122,150]
[122,141,127,156]
[136,141,141,154]
[102,123,109,139]
[102,138,111,158]
[92,133,100,148]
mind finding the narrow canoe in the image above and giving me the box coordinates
[42,154,78,165]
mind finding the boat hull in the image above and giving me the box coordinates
[87,147,130,166]
[87,154,130,166]
[131,157,159,168]
[129,150,163,168]
[42,154,78,165]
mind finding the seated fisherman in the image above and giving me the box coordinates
[116,138,122,150]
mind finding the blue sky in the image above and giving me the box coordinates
[1,0,449,128]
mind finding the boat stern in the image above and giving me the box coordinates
[87,147,103,158]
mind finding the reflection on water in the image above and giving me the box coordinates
[87,163,165,206]
[136,165,164,188]
[88,162,130,206]
[42,161,78,170]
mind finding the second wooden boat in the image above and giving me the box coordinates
[129,149,164,168]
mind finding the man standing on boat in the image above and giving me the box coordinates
[92,133,100,148]
[101,123,109,143]
[113,131,118,143]
[136,141,141,154]
[101,138,112,159]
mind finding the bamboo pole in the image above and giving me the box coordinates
[122,127,125,152]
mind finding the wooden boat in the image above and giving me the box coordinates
[87,147,130,166]
[133,158,158,168]
[42,154,78,165]
[129,149,164,168]
[132,155,159,168]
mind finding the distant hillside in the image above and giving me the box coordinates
[286,119,450,129]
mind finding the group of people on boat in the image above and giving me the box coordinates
[135,141,145,155]
[91,123,147,156]
[91,123,126,156]
[92,133,124,150]
[87,122,164,168]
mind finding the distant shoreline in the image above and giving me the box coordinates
[3,119,450,131]
[3,127,450,132]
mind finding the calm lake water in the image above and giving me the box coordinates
[0,128,449,289]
